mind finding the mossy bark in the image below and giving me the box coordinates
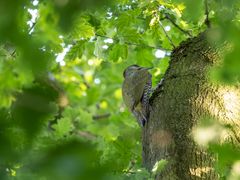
[143,32,240,179]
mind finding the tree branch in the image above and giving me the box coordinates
[92,113,111,120]
[158,20,176,48]
[204,0,211,28]
[165,14,193,37]
[76,130,97,140]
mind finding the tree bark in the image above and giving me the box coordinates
[143,32,240,179]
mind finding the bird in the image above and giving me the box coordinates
[122,64,152,127]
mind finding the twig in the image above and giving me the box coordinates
[79,74,91,88]
[95,33,172,52]
[76,130,96,140]
[11,48,17,57]
[204,0,211,28]
[92,113,111,120]
[165,14,192,37]
[28,22,37,34]
[158,20,175,48]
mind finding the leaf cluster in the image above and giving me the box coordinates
[0,0,239,179]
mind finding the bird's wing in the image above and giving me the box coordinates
[122,69,151,111]
[122,80,136,111]
[132,69,151,101]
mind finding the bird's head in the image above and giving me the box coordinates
[123,64,152,78]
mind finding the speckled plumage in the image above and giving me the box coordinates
[122,65,152,127]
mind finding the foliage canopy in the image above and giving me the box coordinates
[0,0,240,179]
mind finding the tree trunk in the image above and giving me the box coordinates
[143,32,240,179]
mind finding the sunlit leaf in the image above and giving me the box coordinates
[109,44,128,62]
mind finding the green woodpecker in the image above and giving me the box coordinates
[122,65,152,127]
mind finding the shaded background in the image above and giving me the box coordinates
[0,0,240,179]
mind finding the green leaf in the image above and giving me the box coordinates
[210,143,240,177]
[72,19,95,39]
[52,117,73,138]
[119,28,142,44]
[210,47,240,84]
[136,48,154,66]
[77,109,93,127]
[181,0,204,22]
[86,86,101,105]
[66,40,86,60]
[116,13,134,32]
[109,44,128,62]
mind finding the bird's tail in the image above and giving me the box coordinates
[133,110,148,127]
